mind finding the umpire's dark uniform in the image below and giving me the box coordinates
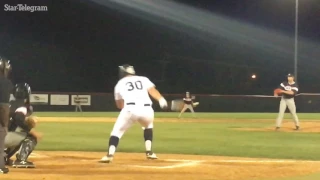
[0,58,13,174]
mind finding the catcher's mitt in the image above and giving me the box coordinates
[25,116,38,129]
[274,88,282,96]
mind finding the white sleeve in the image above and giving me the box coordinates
[114,83,122,100]
[144,77,155,90]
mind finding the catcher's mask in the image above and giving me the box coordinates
[13,83,31,100]
[0,57,12,78]
[119,64,135,79]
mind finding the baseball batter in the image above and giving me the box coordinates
[275,73,299,130]
[99,64,168,163]
[178,92,196,118]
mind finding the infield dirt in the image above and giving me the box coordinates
[3,117,320,180]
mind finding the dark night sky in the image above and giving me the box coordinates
[0,0,319,94]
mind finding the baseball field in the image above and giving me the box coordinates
[3,112,320,180]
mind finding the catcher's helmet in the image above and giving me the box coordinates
[118,64,135,79]
[0,57,12,77]
[13,83,31,100]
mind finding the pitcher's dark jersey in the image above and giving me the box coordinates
[183,98,193,105]
[278,81,298,99]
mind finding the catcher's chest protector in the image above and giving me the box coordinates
[8,100,28,132]
[9,100,25,114]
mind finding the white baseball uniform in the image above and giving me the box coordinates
[111,75,155,138]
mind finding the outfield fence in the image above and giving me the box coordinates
[17,92,320,113]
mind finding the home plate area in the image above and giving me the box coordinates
[4,151,320,180]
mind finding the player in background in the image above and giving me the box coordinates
[4,83,42,168]
[99,64,168,163]
[178,92,196,119]
[275,73,300,130]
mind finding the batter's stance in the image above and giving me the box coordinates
[178,92,196,118]
[99,64,168,163]
[275,73,299,130]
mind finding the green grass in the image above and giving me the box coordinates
[34,112,320,119]
[30,112,320,180]
[34,112,320,160]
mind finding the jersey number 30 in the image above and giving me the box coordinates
[126,81,143,91]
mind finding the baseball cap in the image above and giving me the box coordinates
[287,73,294,77]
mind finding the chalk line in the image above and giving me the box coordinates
[128,160,203,169]
[29,153,49,158]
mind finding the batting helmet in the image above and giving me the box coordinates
[0,57,12,78]
[13,83,31,100]
[118,64,135,79]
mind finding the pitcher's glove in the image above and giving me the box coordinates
[193,102,199,107]
[274,88,283,96]
[25,116,38,129]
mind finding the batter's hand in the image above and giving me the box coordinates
[158,97,168,109]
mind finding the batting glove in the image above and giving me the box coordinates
[159,97,168,109]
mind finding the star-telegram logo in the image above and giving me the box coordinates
[4,4,48,12]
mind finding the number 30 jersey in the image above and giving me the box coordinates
[114,75,155,106]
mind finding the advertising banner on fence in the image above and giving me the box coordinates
[30,94,49,105]
[71,95,91,106]
[50,94,69,105]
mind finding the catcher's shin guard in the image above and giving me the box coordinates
[16,136,37,162]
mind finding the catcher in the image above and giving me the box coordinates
[178,92,198,119]
[4,83,42,168]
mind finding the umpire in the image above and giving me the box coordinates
[0,57,13,174]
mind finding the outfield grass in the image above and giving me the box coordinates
[34,111,320,119]
[34,112,320,161]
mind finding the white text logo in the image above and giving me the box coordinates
[4,4,48,12]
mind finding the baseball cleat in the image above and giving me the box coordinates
[295,126,300,130]
[146,152,158,160]
[99,155,113,163]
[12,160,35,168]
[0,167,9,174]
[275,127,280,131]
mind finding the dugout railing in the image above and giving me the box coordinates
[19,92,320,113]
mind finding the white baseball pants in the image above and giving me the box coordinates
[110,106,154,139]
